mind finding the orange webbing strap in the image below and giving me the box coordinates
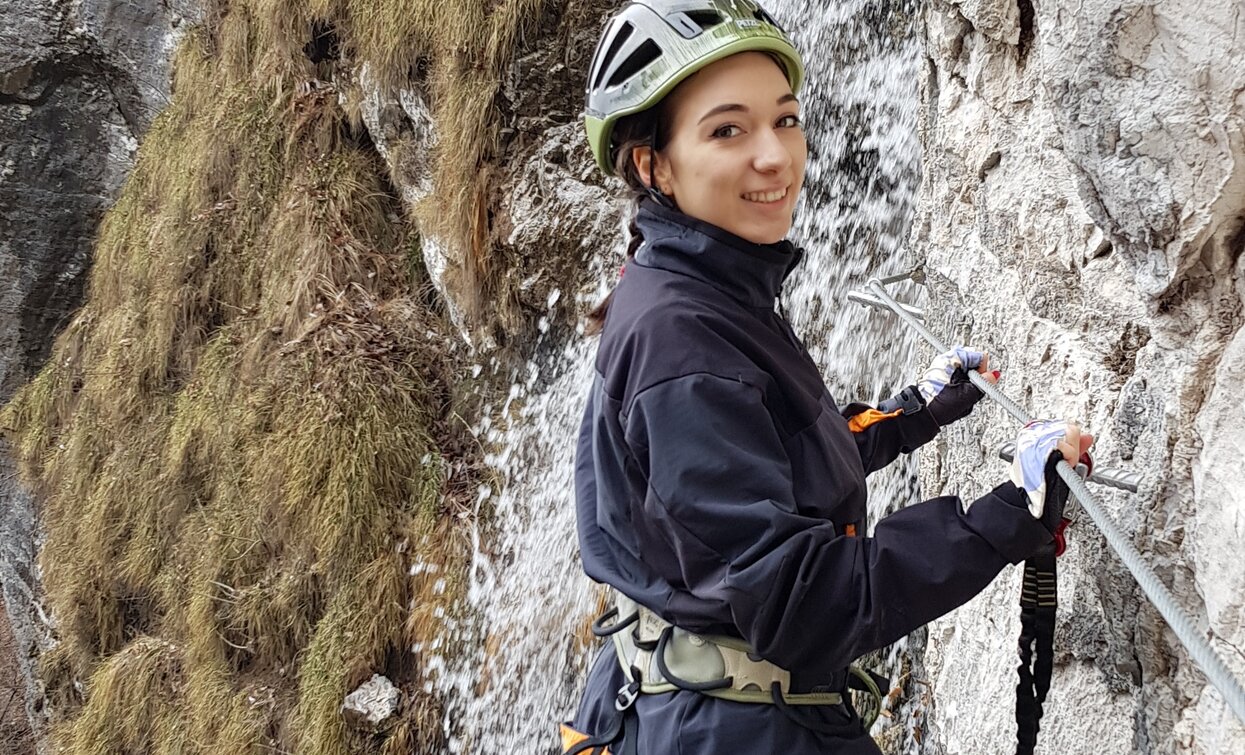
[560,723,611,755]
[846,408,902,433]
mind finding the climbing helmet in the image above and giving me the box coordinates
[583,0,805,176]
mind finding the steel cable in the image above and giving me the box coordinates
[865,277,1245,727]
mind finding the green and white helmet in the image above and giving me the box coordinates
[584,0,805,176]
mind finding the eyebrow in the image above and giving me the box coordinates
[697,94,799,125]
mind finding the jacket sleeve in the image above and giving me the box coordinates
[624,372,1051,679]
[839,397,940,474]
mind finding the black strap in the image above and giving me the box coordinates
[591,606,639,638]
[564,702,638,755]
[769,682,865,738]
[1016,546,1057,755]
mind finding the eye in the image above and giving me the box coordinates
[711,124,742,138]
[778,114,802,128]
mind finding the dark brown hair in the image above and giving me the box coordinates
[584,103,674,336]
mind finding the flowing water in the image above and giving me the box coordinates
[427,2,927,751]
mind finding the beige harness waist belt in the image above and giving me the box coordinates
[602,593,845,707]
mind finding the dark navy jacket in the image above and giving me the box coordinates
[570,199,1051,752]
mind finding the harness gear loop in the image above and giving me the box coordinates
[592,606,639,638]
[597,591,886,729]
[847,666,884,729]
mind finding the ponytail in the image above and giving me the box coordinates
[584,103,673,336]
[585,198,645,335]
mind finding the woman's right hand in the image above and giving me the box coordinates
[1009,420,1094,531]
[919,347,998,427]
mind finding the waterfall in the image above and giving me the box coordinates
[429,2,927,751]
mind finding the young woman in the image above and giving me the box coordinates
[563,2,1091,752]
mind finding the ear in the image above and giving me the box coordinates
[630,145,672,193]
[630,145,654,188]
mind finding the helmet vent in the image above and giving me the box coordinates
[607,39,661,88]
[667,10,724,38]
[753,7,785,32]
[593,21,635,91]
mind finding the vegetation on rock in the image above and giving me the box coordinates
[0,0,574,748]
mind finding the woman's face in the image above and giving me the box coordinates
[634,51,807,245]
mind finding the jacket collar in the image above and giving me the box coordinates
[633,198,803,308]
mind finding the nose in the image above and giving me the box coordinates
[753,126,792,174]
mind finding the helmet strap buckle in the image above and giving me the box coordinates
[646,186,676,209]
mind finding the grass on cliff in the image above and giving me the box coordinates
[243,0,556,329]
[0,0,565,747]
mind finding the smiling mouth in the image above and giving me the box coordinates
[742,187,788,204]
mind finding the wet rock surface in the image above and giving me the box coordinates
[0,558,35,755]
[0,444,43,751]
[915,1,1245,752]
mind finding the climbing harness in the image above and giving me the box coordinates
[569,592,885,753]
[850,269,1245,747]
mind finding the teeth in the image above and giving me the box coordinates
[743,188,787,203]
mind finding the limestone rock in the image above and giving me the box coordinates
[341,674,401,732]
[947,0,1020,45]
[915,0,1245,752]
[1,0,198,397]
[356,68,464,336]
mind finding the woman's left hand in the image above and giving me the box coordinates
[920,346,998,427]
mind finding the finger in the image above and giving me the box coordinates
[1078,432,1094,455]
[974,353,1000,384]
[1057,422,1082,464]
[956,347,984,370]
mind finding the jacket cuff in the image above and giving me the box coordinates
[962,482,1053,564]
[896,404,940,451]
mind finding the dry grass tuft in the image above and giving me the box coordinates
[0,0,523,748]
[58,638,190,753]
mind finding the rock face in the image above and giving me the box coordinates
[341,674,401,732]
[358,0,621,349]
[915,0,1245,752]
[0,0,196,400]
[0,0,196,743]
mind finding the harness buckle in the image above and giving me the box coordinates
[615,680,640,711]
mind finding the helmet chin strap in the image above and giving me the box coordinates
[646,120,676,209]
